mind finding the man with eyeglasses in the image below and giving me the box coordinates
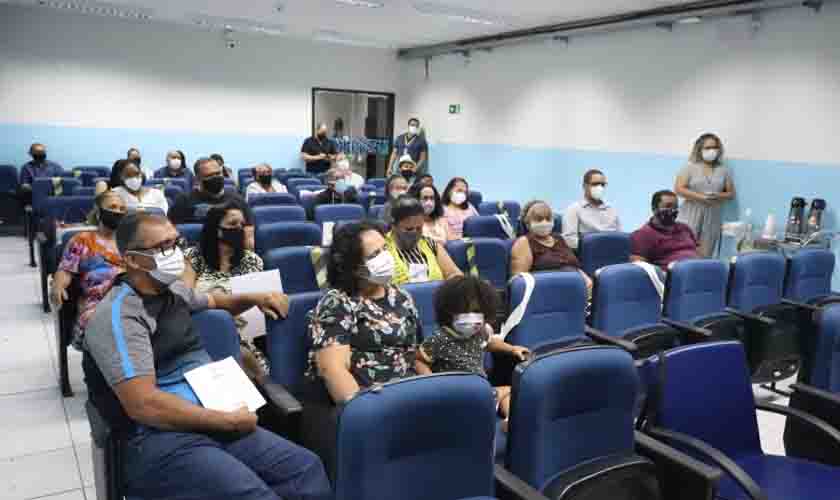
[562,169,622,250]
[82,213,331,500]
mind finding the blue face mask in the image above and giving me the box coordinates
[335,179,350,194]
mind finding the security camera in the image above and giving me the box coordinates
[226,39,239,49]
[223,26,239,49]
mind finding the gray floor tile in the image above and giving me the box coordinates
[64,392,91,446]
[0,363,57,396]
[33,490,86,500]
[74,443,93,488]
[83,486,96,500]
[0,390,72,459]
[0,447,81,500]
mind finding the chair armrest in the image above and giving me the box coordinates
[647,427,767,500]
[724,307,776,326]
[755,401,840,447]
[781,298,821,313]
[258,381,302,417]
[635,431,721,500]
[660,319,713,342]
[494,463,550,500]
[790,383,840,407]
[584,326,638,355]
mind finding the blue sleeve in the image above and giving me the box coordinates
[19,164,32,185]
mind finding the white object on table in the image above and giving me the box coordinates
[322,221,335,247]
[230,269,283,339]
[185,356,266,412]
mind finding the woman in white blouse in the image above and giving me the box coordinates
[111,160,169,214]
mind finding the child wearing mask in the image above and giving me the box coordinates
[415,275,530,425]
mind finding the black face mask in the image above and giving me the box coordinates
[32,152,47,163]
[317,133,327,140]
[656,208,679,226]
[219,227,244,249]
[401,169,415,181]
[258,174,273,186]
[99,209,124,230]
[202,175,225,195]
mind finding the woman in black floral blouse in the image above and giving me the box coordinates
[301,220,421,479]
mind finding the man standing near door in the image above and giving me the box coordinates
[387,118,428,177]
[301,123,337,175]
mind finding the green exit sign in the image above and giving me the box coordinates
[449,104,462,114]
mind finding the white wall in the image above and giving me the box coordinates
[0,3,401,144]
[398,4,840,165]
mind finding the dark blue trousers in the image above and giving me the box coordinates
[122,426,332,500]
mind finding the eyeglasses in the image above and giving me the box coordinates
[128,236,187,258]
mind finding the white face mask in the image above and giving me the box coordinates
[167,158,182,170]
[701,148,720,163]
[124,176,143,192]
[451,191,467,205]
[590,184,605,201]
[422,200,436,215]
[363,250,395,285]
[147,247,185,287]
[408,125,418,135]
[530,221,554,237]
[452,313,485,339]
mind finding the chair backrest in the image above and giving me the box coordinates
[248,192,298,207]
[0,165,19,194]
[367,177,387,189]
[73,166,111,178]
[237,168,252,186]
[299,192,317,218]
[256,222,322,255]
[151,177,189,192]
[240,176,254,194]
[42,195,95,224]
[663,259,729,322]
[507,345,638,491]
[267,291,323,394]
[33,177,82,211]
[191,310,242,363]
[163,185,183,201]
[468,190,483,208]
[727,252,786,312]
[783,249,836,303]
[176,223,203,246]
[287,177,322,191]
[72,186,97,197]
[479,200,521,221]
[507,272,588,349]
[591,264,662,337]
[314,204,365,226]
[368,204,385,220]
[402,281,442,341]
[644,341,761,458]
[445,238,510,290]
[805,306,840,392]
[252,205,307,226]
[335,374,496,500]
[463,216,511,240]
[579,232,632,277]
[262,246,320,295]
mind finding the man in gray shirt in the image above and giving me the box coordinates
[562,169,622,249]
[83,213,331,500]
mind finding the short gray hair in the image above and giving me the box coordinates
[115,213,169,255]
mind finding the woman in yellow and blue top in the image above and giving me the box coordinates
[385,195,463,285]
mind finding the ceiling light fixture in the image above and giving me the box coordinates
[335,0,385,8]
[37,0,153,20]
[191,14,285,36]
[676,16,703,24]
[315,29,391,48]
[412,2,504,27]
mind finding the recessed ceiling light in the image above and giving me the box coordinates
[412,2,503,26]
[37,0,153,20]
[676,16,702,24]
[315,29,391,48]
[191,14,285,36]
[335,0,385,8]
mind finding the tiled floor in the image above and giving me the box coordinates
[0,235,792,500]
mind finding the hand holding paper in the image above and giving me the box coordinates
[185,357,266,413]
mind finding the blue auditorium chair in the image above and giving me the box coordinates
[468,190,483,208]
[314,204,365,227]
[783,305,840,466]
[499,344,721,500]
[479,201,521,234]
[265,291,324,401]
[238,168,252,186]
[248,192,298,207]
[176,223,203,246]
[262,246,322,295]
[163,185,183,202]
[641,341,840,500]
[240,176,254,194]
[252,205,307,226]
[590,263,711,359]
[578,231,632,277]
[299,192,317,220]
[145,177,189,192]
[464,216,514,240]
[255,222,322,255]
[286,178,323,199]
[334,374,501,500]
[727,252,815,389]
[367,177,387,189]
[367,204,385,220]
[0,164,21,231]
[402,281,442,341]
[277,170,312,185]
[86,309,243,500]
[783,249,840,307]
[72,186,96,197]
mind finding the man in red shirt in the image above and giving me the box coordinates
[631,190,699,270]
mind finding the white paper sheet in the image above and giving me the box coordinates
[184,356,266,412]
[322,221,335,247]
[230,270,284,339]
